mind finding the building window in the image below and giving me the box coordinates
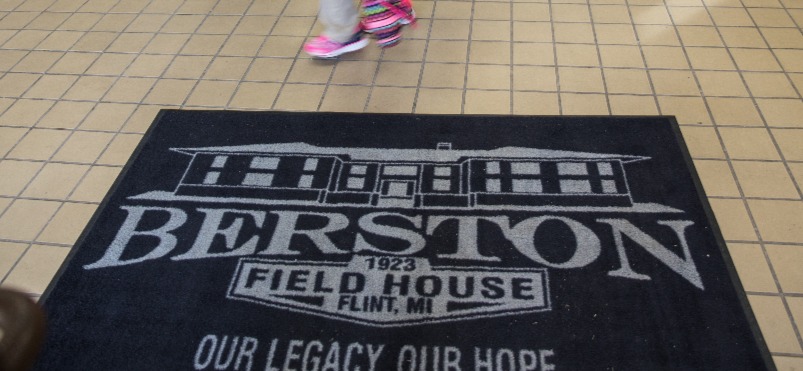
[243,173,275,187]
[430,166,454,192]
[239,156,281,187]
[557,162,588,176]
[383,165,418,176]
[513,179,542,193]
[304,158,318,171]
[250,157,280,170]
[486,161,500,174]
[433,179,451,191]
[347,177,365,189]
[351,165,367,175]
[560,179,592,193]
[511,162,540,175]
[486,179,501,192]
[201,155,228,184]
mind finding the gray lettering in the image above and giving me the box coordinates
[354,213,425,255]
[84,206,187,269]
[173,208,265,261]
[598,219,704,290]
[428,216,506,261]
[263,211,349,255]
[505,216,601,268]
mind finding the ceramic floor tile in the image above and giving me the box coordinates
[473,2,511,20]
[595,24,639,45]
[609,95,659,115]
[732,161,800,199]
[330,61,378,85]
[0,241,27,280]
[513,66,558,91]
[0,199,61,241]
[0,127,27,157]
[229,82,281,110]
[382,40,427,62]
[258,36,306,58]
[68,165,120,203]
[727,243,779,293]
[464,90,511,114]
[421,63,467,89]
[0,99,54,127]
[374,62,422,87]
[185,81,238,108]
[274,84,326,111]
[512,22,553,43]
[512,3,551,21]
[561,93,610,114]
[708,198,758,241]
[366,87,416,113]
[685,47,736,70]
[694,159,741,197]
[96,134,143,166]
[7,129,70,161]
[707,97,763,126]
[512,92,560,115]
[650,70,701,96]
[2,244,69,295]
[554,23,596,44]
[320,85,371,113]
[555,44,601,67]
[719,127,782,160]
[414,88,464,114]
[51,131,115,164]
[765,245,803,294]
[469,41,511,64]
[772,129,803,161]
[433,1,473,19]
[37,202,97,245]
[512,43,555,65]
[466,64,511,90]
[470,20,511,41]
[730,48,781,71]
[756,100,803,127]
[21,163,89,199]
[0,160,43,197]
[204,57,253,80]
[696,71,749,97]
[658,96,712,125]
[245,58,294,82]
[747,200,803,243]
[79,103,137,131]
[747,295,803,353]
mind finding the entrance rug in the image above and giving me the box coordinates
[37,111,771,370]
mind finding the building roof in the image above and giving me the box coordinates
[172,143,649,163]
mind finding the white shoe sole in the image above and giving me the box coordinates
[309,38,369,59]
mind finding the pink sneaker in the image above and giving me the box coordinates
[362,0,415,48]
[303,33,369,58]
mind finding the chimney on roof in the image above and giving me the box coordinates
[437,142,452,150]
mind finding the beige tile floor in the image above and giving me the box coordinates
[0,0,801,366]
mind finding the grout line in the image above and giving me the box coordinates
[586,4,613,114]
[411,0,439,113]
[548,0,563,114]
[459,0,477,114]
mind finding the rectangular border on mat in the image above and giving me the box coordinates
[37,111,776,369]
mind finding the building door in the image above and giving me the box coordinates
[378,180,415,207]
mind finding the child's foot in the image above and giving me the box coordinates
[362,0,415,48]
[303,32,369,58]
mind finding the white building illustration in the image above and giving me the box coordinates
[132,142,680,213]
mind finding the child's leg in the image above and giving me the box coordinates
[304,0,367,58]
[319,0,361,43]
